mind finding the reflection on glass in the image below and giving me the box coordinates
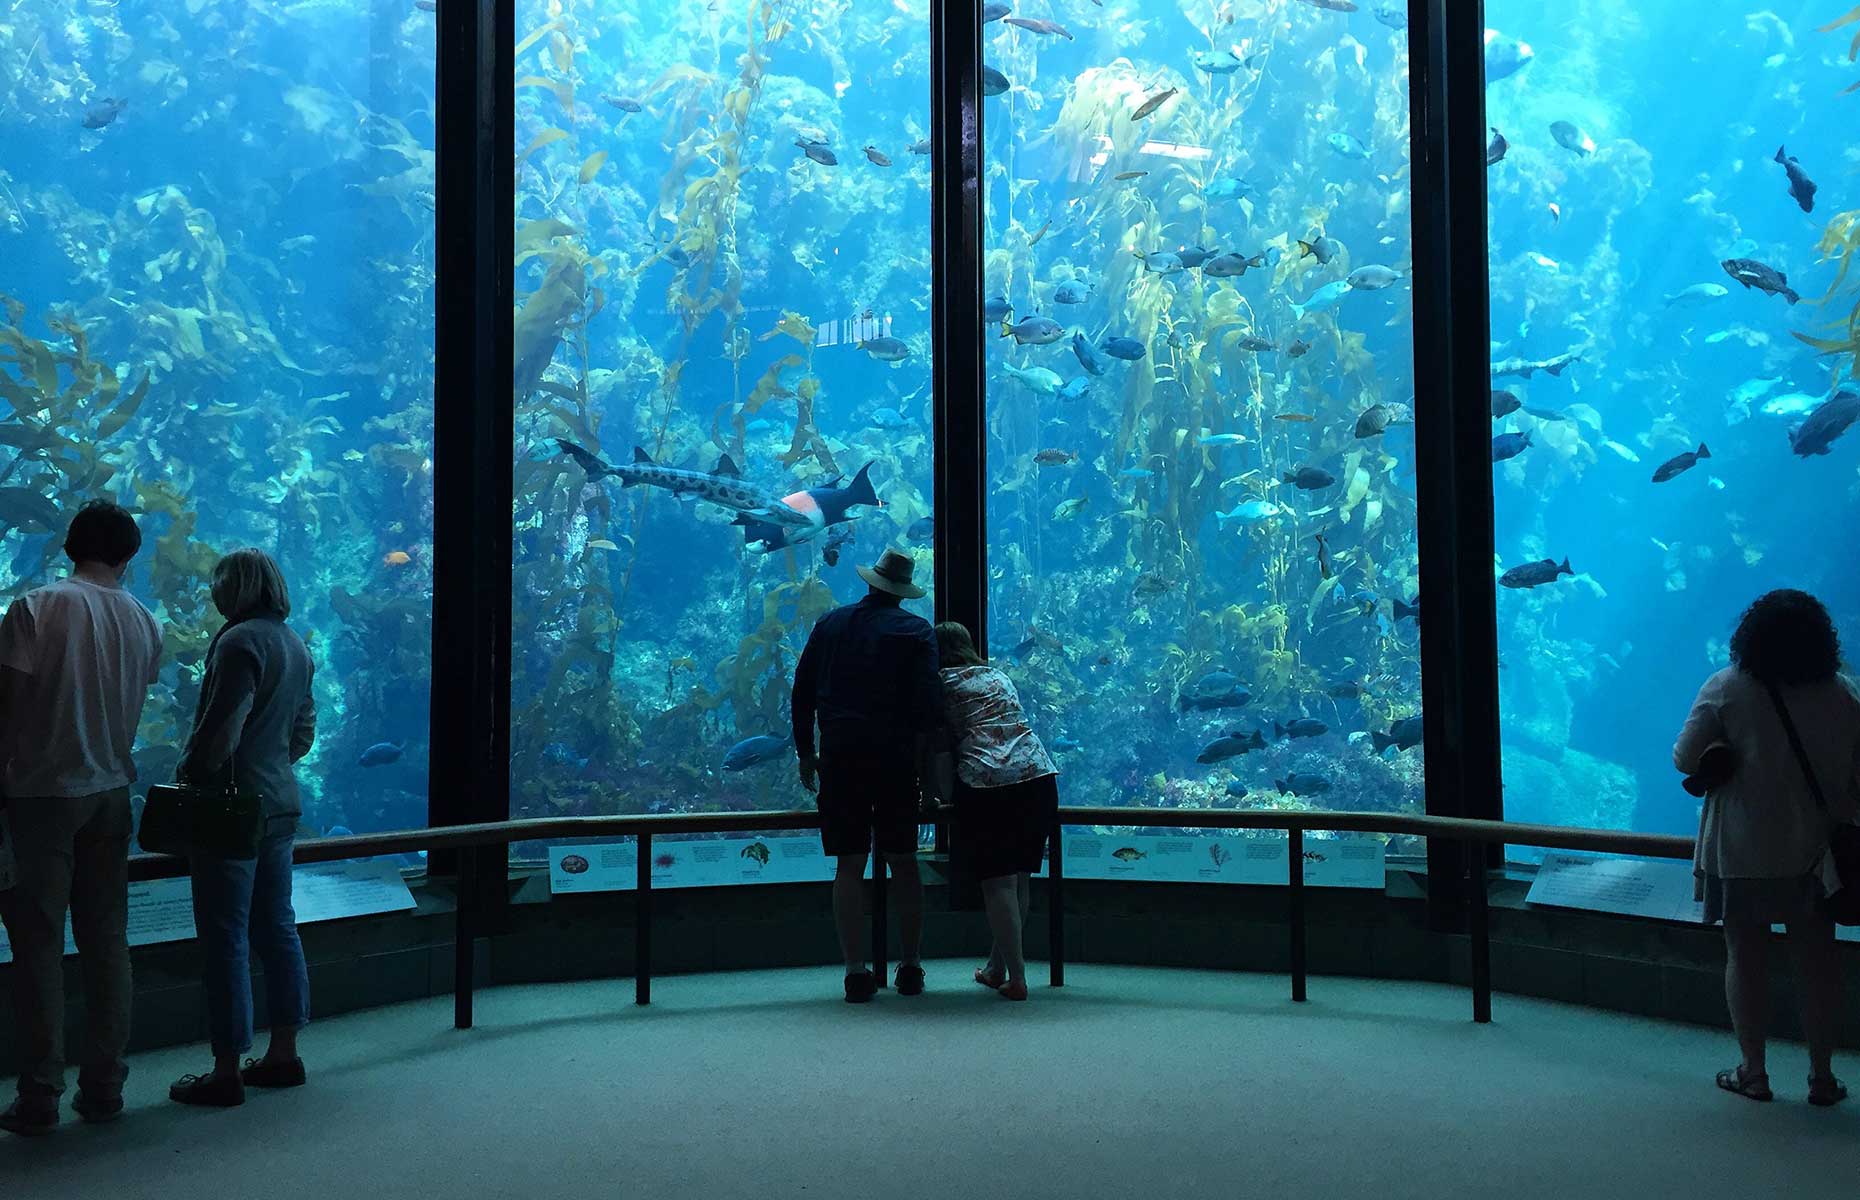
[982,7,1424,845]
[510,3,932,831]
[0,2,436,837]
[1486,3,1860,851]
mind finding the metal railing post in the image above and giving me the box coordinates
[872,837,889,987]
[1048,818,1064,988]
[1467,837,1491,1023]
[1289,828,1307,1003]
[453,846,475,1029]
[637,831,652,1006]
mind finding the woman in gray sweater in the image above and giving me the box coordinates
[1675,589,1859,1108]
[169,549,316,1108]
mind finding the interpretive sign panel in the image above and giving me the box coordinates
[548,836,836,894]
[1037,832,1385,889]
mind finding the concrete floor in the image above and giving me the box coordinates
[3,962,1856,1198]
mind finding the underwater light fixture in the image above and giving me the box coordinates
[816,314,894,348]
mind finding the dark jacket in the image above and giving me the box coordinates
[179,616,316,820]
[792,595,941,758]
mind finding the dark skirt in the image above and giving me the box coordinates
[954,774,1059,882]
[1698,872,1826,927]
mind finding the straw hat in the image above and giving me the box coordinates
[857,547,926,599]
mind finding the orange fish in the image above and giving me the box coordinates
[382,550,413,567]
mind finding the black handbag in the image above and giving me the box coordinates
[139,773,263,860]
[1766,682,1860,926]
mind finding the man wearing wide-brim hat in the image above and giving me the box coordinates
[792,548,940,1004]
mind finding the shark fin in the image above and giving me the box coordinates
[632,446,655,464]
[714,454,742,478]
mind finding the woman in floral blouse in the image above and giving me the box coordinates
[934,621,1059,1001]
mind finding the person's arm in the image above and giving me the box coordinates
[0,598,36,790]
[290,670,317,764]
[178,641,261,784]
[911,630,944,803]
[1672,674,1726,775]
[792,624,821,792]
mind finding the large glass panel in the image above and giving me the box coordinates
[983,6,1425,845]
[1485,5,1860,848]
[510,3,933,836]
[0,2,435,836]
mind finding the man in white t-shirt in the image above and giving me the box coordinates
[0,500,162,1135]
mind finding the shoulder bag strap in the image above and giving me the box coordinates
[1765,680,1830,815]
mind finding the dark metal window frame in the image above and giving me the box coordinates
[428,1,1500,918]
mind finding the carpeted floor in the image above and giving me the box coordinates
[3,962,1855,1198]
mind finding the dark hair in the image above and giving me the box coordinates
[1729,589,1841,686]
[63,499,142,567]
[934,621,987,669]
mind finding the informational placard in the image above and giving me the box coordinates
[1525,853,1706,923]
[549,835,838,894]
[0,861,415,965]
[1039,833,1385,889]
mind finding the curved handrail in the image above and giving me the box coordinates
[126,806,1693,881]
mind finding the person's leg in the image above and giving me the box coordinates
[247,831,309,1067]
[0,800,83,1111]
[67,790,134,1104]
[885,851,923,967]
[833,854,869,974]
[187,851,258,1083]
[1722,916,1771,1082]
[980,874,1026,984]
[1786,911,1842,1087]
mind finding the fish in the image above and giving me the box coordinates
[1181,686,1251,713]
[908,138,932,155]
[1355,404,1398,438]
[1392,597,1420,622]
[1131,88,1179,121]
[1275,773,1331,797]
[1721,258,1799,304]
[1372,715,1424,753]
[1499,557,1573,589]
[382,550,413,568]
[1198,433,1249,447]
[1138,250,1186,274]
[359,742,405,768]
[906,516,935,546]
[1293,279,1352,320]
[1347,265,1401,290]
[1549,121,1595,156]
[1490,349,1581,380]
[1774,146,1817,213]
[1665,283,1729,308]
[1197,730,1268,764]
[1002,363,1064,394]
[1373,2,1406,29]
[794,138,837,166]
[81,97,128,130]
[868,407,910,430]
[414,0,437,9]
[1003,16,1073,38]
[1602,440,1640,463]
[1001,315,1065,345]
[1276,719,1329,740]
[741,842,771,865]
[1282,466,1336,490]
[1175,246,1218,269]
[983,295,1014,323]
[1034,449,1078,466]
[982,2,1011,21]
[1276,413,1316,423]
[1052,496,1090,521]
[558,441,816,530]
[1192,50,1243,75]
[1216,500,1282,527]
[1491,390,1521,418]
[1057,377,1093,402]
[1297,237,1341,264]
[586,539,621,552]
[981,66,1011,96]
[1101,336,1147,361]
[1761,392,1822,418]
[863,146,892,167]
[1225,782,1251,800]
[1131,572,1174,599]
[821,524,856,566]
[1054,280,1093,304]
[1788,391,1860,457]
[737,467,885,553]
[1484,30,1535,82]
[1327,679,1365,699]
[601,95,644,113]
[1287,339,1312,359]
[1548,202,1561,225]
[1204,251,1267,278]
[860,336,910,362]
[1491,431,1533,462]
[1051,736,1084,753]
[1202,177,1257,201]
[1327,132,1370,159]
[1111,847,1147,862]
[1487,128,1509,165]
[1073,332,1109,376]
[1235,334,1278,352]
[723,733,793,771]
[1028,219,1052,245]
[1650,444,1710,483]
[1112,171,1148,181]
[1119,467,1157,479]
[1295,0,1359,11]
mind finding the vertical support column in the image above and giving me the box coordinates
[1467,838,1493,1023]
[453,842,475,1030]
[1047,818,1064,988]
[431,0,514,909]
[1289,828,1307,1003]
[636,831,652,1006]
[1407,0,1503,927]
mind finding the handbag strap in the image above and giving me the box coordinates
[1764,680,1830,815]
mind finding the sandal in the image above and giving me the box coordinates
[1808,1076,1849,1108]
[1715,1066,1773,1103]
[997,978,1029,1002]
[975,966,1005,990]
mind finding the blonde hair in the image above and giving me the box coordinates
[934,621,987,669]
[211,548,292,621]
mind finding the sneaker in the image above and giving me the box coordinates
[895,964,926,996]
[169,1072,245,1108]
[71,1091,125,1123]
[844,971,878,1004]
[241,1057,306,1089]
[0,1097,58,1137]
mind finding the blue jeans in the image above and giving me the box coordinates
[190,826,310,1056]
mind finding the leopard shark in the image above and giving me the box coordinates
[556,440,815,528]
